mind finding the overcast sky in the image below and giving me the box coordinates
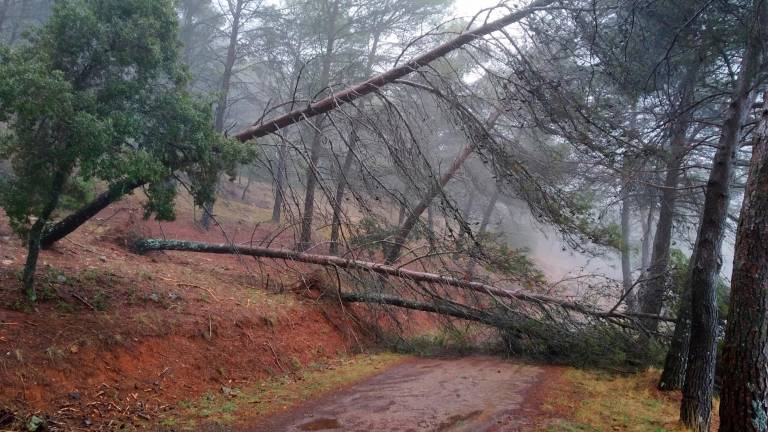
[452,0,512,20]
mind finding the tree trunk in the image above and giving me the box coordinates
[24,170,67,300]
[466,187,500,278]
[297,1,338,251]
[719,91,768,432]
[201,0,243,231]
[640,202,655,272]
[638,51,703,330]
[658,279,691,391]
[385,110,500,264]
[40,178,146,249]
[298,124,327,251]
[680,9,763,429]
[620,185,637,312]
[271,141,287,223]
[329,132,357,255]
[426,204,436,252]
[241,168,253,201]
[454,191,476,258]
[35,0,552,248]
[397,202,406,226]
[133,238,674,323]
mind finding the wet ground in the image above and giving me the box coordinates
[251,356,546,432]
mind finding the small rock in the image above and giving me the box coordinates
[82,417,92,427]
[68,391,81,400]
[56,275,67,284]
[99,256,107,263]
[149,293,160,303]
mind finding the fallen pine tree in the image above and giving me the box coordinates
[133,238,672,324]
[134,238,671,367]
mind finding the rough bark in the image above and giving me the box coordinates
[36,0,554,248]
[133,237,675,323]
[658,280,691,391]
[680,9,763,429]
[638,52,703,330]
[719,91,768,432]
[329,132,357,255]
[385,110,501,264]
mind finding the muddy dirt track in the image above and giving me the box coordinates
[250,356,547,432]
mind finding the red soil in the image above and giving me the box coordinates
[0,187,371,430]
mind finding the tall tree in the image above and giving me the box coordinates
[201,0,264,230]
[718,91,768,432]
[680,1,766,429]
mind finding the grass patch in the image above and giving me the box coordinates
[159,352,403,430]
[543,369,717,432]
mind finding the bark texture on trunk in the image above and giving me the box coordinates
[658,279,691,391]
[680,9,763,428]
[719,91,768,432]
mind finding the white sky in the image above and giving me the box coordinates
[451,0,514,20]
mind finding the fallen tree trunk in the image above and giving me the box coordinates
[134,238,673,323]
[339,291,500,327]
[40,0,555,249]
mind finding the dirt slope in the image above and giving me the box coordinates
[0,185,369,430]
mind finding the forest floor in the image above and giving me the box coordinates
[0,181,712,431]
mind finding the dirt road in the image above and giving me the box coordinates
[250,356,548,432]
